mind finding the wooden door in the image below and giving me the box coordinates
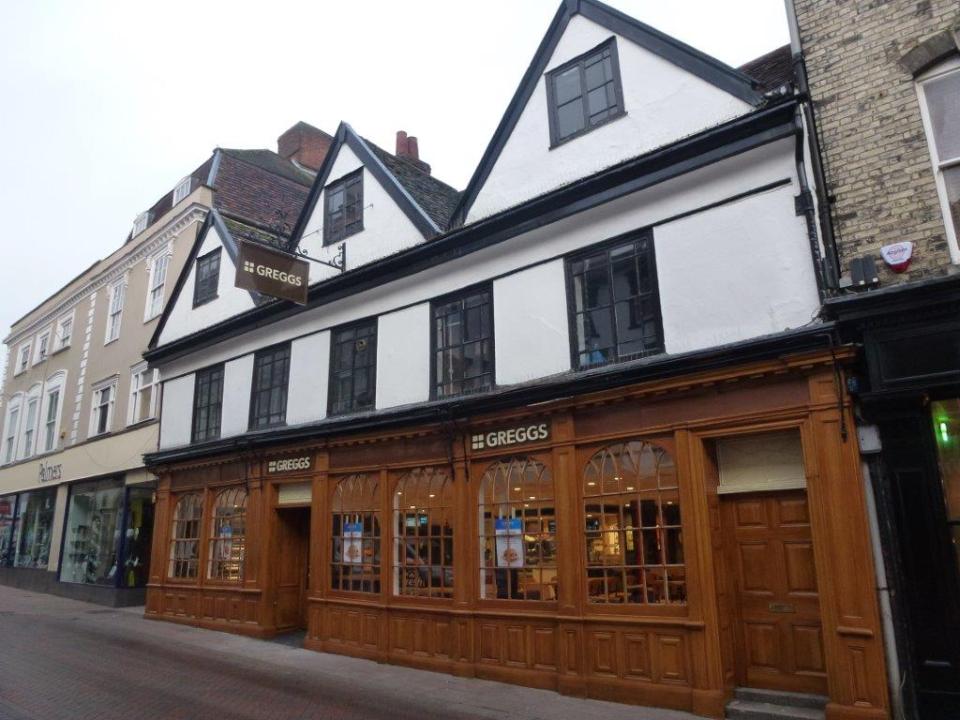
[275,507,310,630]
[721,490,827,694]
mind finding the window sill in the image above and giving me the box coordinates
[103,337,119,347]
[50,345,70,356]
[192,294,219,309]
[143,313,161,324]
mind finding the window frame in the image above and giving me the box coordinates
[3,397,22,465]
[144,248,171,321]
[565,229,664,371]
[33,328,51,365]
[328,317,378,416]
[20,388,40,460]
[392,466,455,600]
[916,58,960,264]
[192,363,225,443]
[430,283,496,400]
[89,378,117,437]
[41,372,66,454]
[248,343,291,431]
[172,176,192,205]
[54,312,74,352]
[14,342,31,376]
[127,363,160,426]
[330,473,381,595]
[545,36,626,148]
[104,278,126,344]
[193,247,222,308]
[323,168,364,246]
[207,486,247,583]
[168,492,203,581]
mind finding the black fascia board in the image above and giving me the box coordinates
[449,0,761,227]
[286,123,438,251]
[144,321,838,467]
[822,274,960,323]
[144,99,800,366]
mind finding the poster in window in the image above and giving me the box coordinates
[495,518,524,568]
[343,522,363,564]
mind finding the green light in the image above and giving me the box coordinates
[940,421,950,444]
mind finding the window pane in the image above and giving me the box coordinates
[60,480,123,583]
[554,66,582,105]
[557,100,586,140]
[585,55,608,90]
[925,70,960,161]
[331,474,380,593]
[11,488,55,570]
[587,86,612,118]
[945,165,960,238]
[394,467,454,597]
[208,488,247,582]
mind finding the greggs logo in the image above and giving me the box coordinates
[243,260,303,287]
[471,423,549,451]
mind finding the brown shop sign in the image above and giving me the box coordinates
[235,241,309,305]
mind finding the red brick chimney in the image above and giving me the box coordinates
[278,122,333,172]
[395,130,431,175]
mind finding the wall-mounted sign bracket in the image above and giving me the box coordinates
[292,242,346,273]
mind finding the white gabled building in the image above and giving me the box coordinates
[141,3,890,719]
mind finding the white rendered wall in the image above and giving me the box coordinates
[220,355,254,438]
[466,15,753,223]
[493,260,571,384]
[377,304,430,408]
[656,185,819,354]
[299,143,429,286]
[287,331,330,426]
[159,226,256,345]
[159,374,193,449]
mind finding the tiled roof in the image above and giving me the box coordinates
[739,44,794,93]
[365,141,462,231]
[220,214,287,250]
[220,148,314,186]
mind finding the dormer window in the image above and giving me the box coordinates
[172,176,192,205]
[324,169,363,245]
[132,211,151,237]
[546,38,625,147]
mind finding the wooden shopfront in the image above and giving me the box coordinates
[144,350,891,720]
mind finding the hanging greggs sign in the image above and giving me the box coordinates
[471,422,550,451]
[235,240,309,305]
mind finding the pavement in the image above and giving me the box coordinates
[0,585,700,720]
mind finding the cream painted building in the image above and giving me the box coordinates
[0,122,327,604]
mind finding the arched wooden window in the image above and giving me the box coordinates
[479,457,557,601]
[168,493,202,579]
[583,440,684,605]
[331,474,380,593]
[207,487,247,582]
[393,467,454,598]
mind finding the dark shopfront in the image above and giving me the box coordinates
[827,275,960,720]
[0,475,155,606]
[145,349,891,719]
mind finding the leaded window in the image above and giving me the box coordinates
[324,170,363,245]
[168,493,202,579]
[329,320,377,415]
[192,364,224,443]
[394,467,454,598]
[331,474,381,593]
[546,38,624,146]
[569,232,662,369]
[193,248,221,307]
[433,286,494,398]
[583,440,685,605]
[208,487,247,582]
[479,457,557,601]
[249,344,290,430]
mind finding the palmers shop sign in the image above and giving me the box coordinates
[235,240,309,305]
[471,423,550,451]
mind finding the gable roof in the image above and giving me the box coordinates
[449,0,762,228]
[288,123,461,249]
[739,45,794,92]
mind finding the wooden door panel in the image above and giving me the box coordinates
[275,508,310,630]
[722,491,827,694]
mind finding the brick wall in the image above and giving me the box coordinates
[793,0,960,284]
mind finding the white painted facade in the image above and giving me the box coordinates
[464,15,753,223]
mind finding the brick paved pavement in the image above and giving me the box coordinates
[0,586,698,720]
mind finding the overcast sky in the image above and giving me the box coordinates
[0,0,788,348]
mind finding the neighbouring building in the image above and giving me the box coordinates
[140,2,890,718]
[787,2,960,718]
[0,122,328,605]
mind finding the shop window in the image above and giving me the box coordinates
[933,399,960,579]
[168,493,203,579]
[0,495,15,567]
[546,37,625,146]
[122,486,154,588]
[192,364,224,443]
[432,285,494,399]
[331,474,381,593]
[249,343,290,430]
[583,440,685,605]
[193,248,221,307]
[328,320,377,416]
[11,487,56,569]
[568,231,662,369]
[61,479,124,584]
[479,457,557,601]
[917,62,960,259]
[393,467,454,598]
[324,169,363,245]
[208,487,247,582]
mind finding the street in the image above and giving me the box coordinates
[0,587,696,720]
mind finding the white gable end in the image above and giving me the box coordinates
[466,14,754,223]
[158,224,256,345]
[298,143,427,286]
